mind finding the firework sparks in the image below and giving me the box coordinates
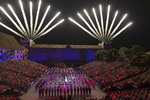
[0,0,64,41]
[69,5,132,43]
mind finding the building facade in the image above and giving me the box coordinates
[28,44,101,66]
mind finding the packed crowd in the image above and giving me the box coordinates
[0,60,47,78]
[95,65,146,90]
[80,61,125,77]
[0,95,20,100]
[35,67,96,99]
[80,61,149,91]
[0,59,149,99]
[80,61,150,99]
[113,69,150,89]
[0,59,48,93]
[104,88,150,100]
[0,68,32,89]
[0,84,7,93]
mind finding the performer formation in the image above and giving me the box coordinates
[35,67,96,98]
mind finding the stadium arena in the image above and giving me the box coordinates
[0,0,149,100]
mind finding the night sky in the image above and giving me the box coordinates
[0,0,150,50]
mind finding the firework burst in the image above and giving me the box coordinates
[69,5,132,43]
[0,0,64,41]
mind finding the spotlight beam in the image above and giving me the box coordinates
[33,0,41,35]
[0,6,26,37]
[77,12,100,39]
[36,19,64,39]
[108,14,128,40]
[8,4,28,37]
[83,9,99,37]
[30,1,33,38]
[19,0,30,35]
[107,11,118,37]
[110,22,132,41]
[0,22,26,39]
[92,8,103,40]
[68,17,100,41]
[36,5,50,35]
[37,12,61,37]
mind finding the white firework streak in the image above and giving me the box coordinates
[30,1,33,38]
[69,4,132,43]
[36,12,61,38]
[92,8,102,40]
[83,9,101,39]
[33,0,41,35]
[35,5,50,35]
[0,6,27,38]
[35,19,65,39]
[0,22,26,39]
[68,17,100,41]
[7,4,28,37]
[77,12,100,40]
[0,0,64,41]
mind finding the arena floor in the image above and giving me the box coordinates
[20,74,107,100]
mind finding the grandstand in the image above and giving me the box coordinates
[0,32,48,99]
[80,61,150,99]
[0,32,149,100]
[0,0,149,99]
[0,33,148,100]
[0,33,150,100]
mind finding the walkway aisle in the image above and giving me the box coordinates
[20,84,40,100]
